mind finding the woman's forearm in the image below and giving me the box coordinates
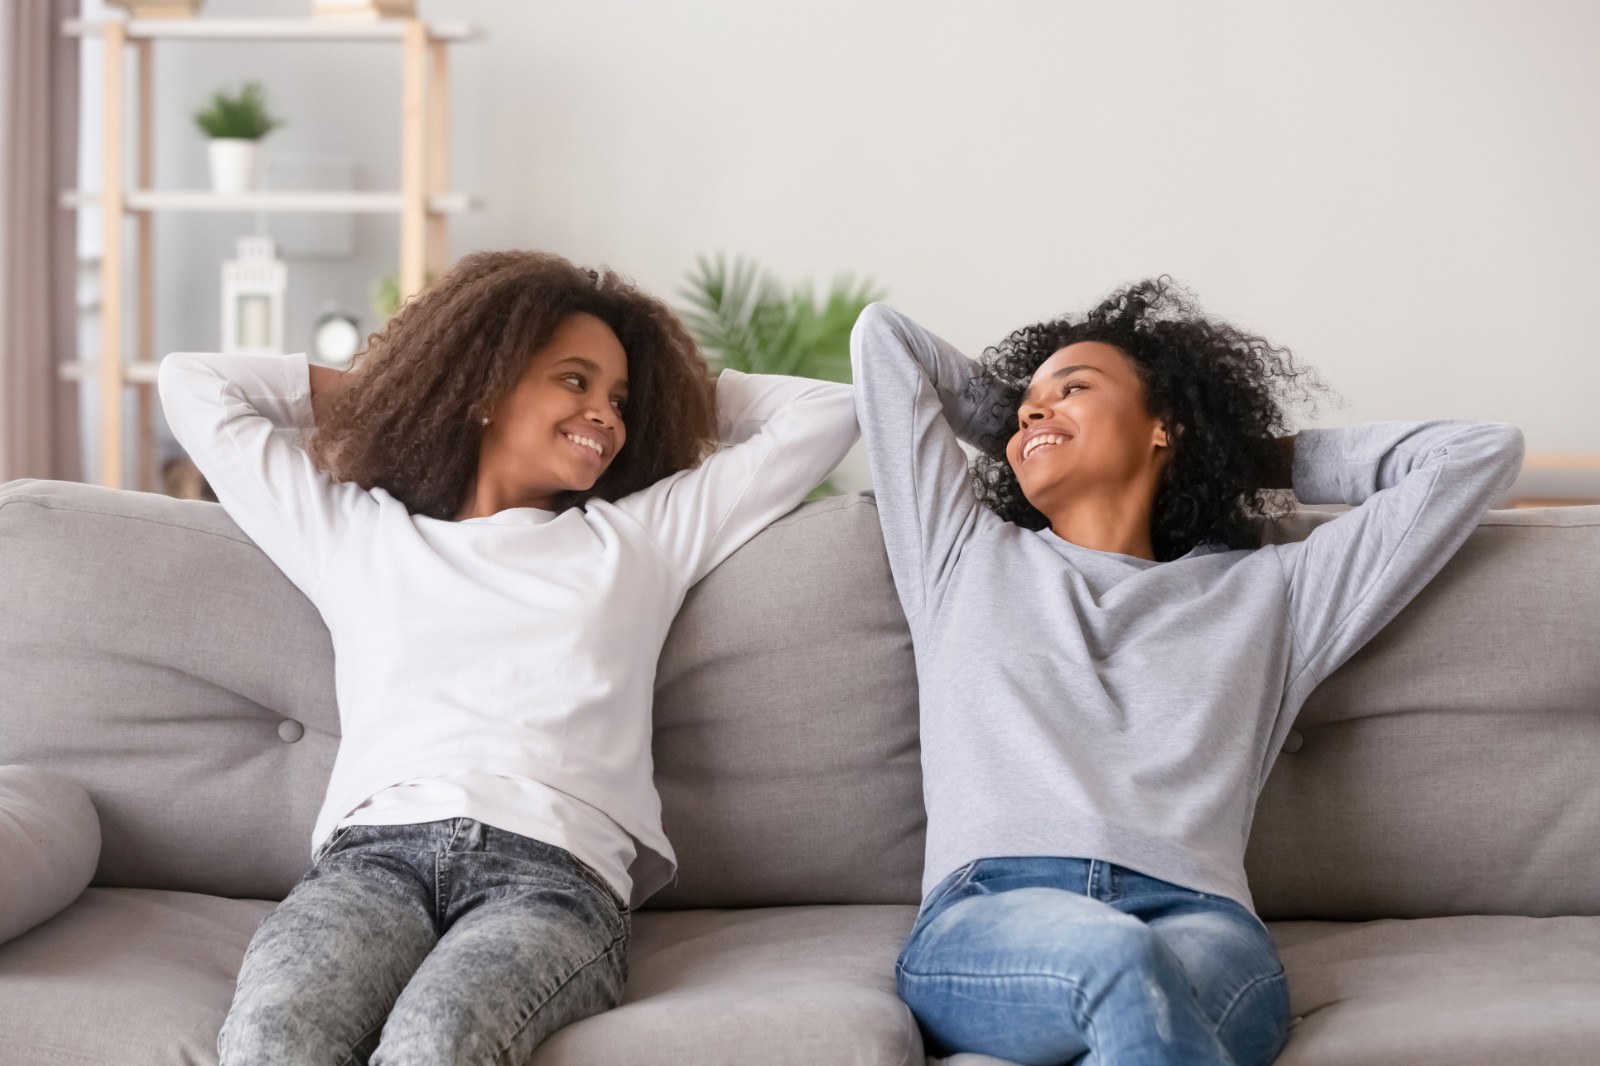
[852,303,1007,448]
[1287,421,1523,507]
[1264,435,1297,490]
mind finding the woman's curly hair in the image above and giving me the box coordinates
[303,250,717,521]
[967,276,1337,561]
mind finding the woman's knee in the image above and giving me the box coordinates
[896,890,1202,1063]
[900,886,1187,1019]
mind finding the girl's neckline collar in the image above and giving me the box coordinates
[455,506,558,526]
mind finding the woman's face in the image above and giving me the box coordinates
[483,311,629,504]
[1005,340,1170,515]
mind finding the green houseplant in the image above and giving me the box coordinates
[678,253,885,496]
[193,82,284,194]
[678,253,883,382]
[370,270,439,325]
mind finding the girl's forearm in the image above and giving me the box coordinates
[307,364,344,423]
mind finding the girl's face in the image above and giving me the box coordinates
[483,311,629,505]
[1005,340,1170,515]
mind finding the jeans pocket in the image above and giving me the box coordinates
[1217,968,1292,1066]
[924,861,978,912]
[312,823,359,865]
[1196,890,1276,939]
[905,861,978,950]
[563,853,629,916]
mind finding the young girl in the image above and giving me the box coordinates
[158,250,858,1064]
[849,277,1524,1066]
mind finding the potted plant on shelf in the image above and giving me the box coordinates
[193,82,284,195]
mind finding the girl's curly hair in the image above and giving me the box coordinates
[303,250,717,521]
[968,276,1337,561]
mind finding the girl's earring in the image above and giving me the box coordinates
[481,417,490,426]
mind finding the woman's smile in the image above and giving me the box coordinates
[1022,432,1073,463]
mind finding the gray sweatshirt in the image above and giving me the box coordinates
[849,302,1525,913]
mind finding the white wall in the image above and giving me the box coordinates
[85,0,1600,492]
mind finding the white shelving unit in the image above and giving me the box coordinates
[58,16,481,491]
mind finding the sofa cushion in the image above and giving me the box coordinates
[8,891,1597,1066]
[1247,506,1600,920]
[0,480,929,909]
[526,905,924,1065]
[649,493,924,908]
[0,889,920,1066]
[5,478,1600,922]
[0,765,100,945]
[0,480,340,902]
[0,887,271,1064]
[927,916,1600,1066]
[1270,916,1600,1065]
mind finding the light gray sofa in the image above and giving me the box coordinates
[2,476,1598,1066]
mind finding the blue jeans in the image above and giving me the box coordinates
[218,817,630,1066]
[896,857,1290,1066]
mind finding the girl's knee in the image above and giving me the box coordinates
[218,997,380,1066]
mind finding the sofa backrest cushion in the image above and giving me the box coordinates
[1,480,340,902]
[648,493,923,907]
[0,481,925,906]
[1246,505,1600,919]
[2,478,1598,918]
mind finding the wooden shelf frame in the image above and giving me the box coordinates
[59,16,478,491]
[60,189,480,213]
[63,17,479,42]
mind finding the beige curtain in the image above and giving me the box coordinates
[1,0,82,484]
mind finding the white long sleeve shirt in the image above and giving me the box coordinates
[158,351,858,907]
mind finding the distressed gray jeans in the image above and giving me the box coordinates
[218,817,630,1065]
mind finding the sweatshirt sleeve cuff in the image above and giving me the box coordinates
[1290,427,1359,505]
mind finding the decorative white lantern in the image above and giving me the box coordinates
[221,236,287,356]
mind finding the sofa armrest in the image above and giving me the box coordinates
[0,765,101,946]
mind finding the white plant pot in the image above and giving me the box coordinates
[207,139,259,195]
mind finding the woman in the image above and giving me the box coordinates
[849,277,1523,1066]
[159,250,857,1064]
